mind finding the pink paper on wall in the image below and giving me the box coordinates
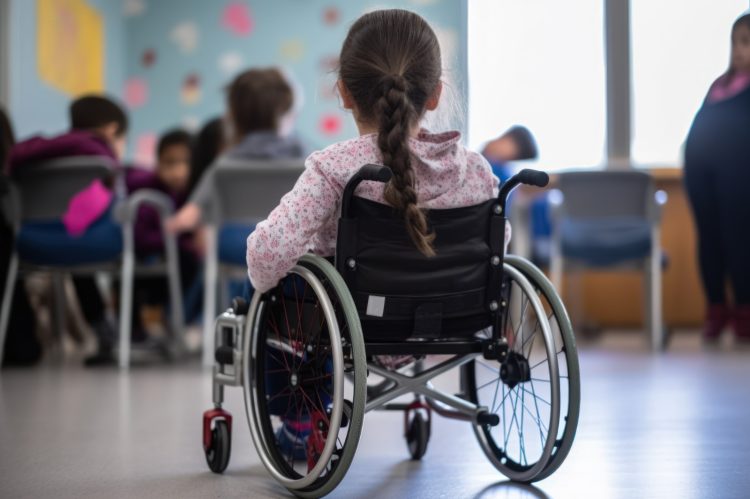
[319,114,342,136]
[134,132,158,167]
[222,2,254,37]
[124,77,148,108]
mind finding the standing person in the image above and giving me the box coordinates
[684,13,750,343]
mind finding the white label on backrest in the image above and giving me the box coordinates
[366,295,385,317]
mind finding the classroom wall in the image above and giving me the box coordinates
[7,0,126,139]
[122,0,467,165]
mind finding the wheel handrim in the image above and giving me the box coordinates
[504,255,580,481]
[469,264,560,482]
[244,266,345,490]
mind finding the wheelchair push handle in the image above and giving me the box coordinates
[342,164,393,218]
[358,164,393,183]
[516,168,549,188]
[497,168,549,213]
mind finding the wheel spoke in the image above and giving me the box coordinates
[521,384,551,406]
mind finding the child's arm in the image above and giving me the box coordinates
[246,155,339,292]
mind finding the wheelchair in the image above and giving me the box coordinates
[202,165,581,497]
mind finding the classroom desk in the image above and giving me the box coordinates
[511,167,703,329]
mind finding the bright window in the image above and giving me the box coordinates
[467,0,606,169]
[631,1,749,167]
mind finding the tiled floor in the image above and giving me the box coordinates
[1,333,749,499]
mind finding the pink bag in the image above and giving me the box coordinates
[61,179,113,237]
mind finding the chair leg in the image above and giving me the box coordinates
[119,232,136,369]
[163,231,185,353]
[51,273,66,341]
[646,233,664,351]
[202,226,218,367]
[0,252,19,366]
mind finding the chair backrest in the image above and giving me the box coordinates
[10,156,115,222]
[210,158,305,224]
[336,196,503,341]
[556,169,655,221]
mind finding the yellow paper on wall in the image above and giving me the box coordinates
[37,0,104,96]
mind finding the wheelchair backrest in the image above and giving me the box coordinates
[210,158,305,224]
[336,196,504,341]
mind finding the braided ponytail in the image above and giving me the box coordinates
[339,9,442,257]
[376,75,435,256]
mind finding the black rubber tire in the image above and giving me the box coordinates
[205,420,231,473]
[406,412,430,460]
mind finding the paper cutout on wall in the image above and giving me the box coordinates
[218,51,245,75]
[37,0,104,97]
[319,113,343,136]
[124,77,148,108]
[142,49,156,68]
[134,132,157,167]
[318,55,339,73]
[170,21,199,54]
[222,2,254,37]
[279,39,305,62]
[323,6,340,25]
[123,0,146,17]
[181,74,201,105]
[182,116,200,132]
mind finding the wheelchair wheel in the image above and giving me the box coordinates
[504,255,580,481]
[205,419,231,473]
[243,254,367,498]
[461,264,560,483]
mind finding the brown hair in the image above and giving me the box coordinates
[226,68,293,140]
[70,95,128,136]
[339,9,441,256]
[727,14,750,82]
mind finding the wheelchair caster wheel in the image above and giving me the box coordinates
[405,408,431,460]
[203,408,232,473]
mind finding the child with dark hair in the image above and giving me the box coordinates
[126,128,202,333]
[167,68,305,234]
[8,94,129,366]
[245,9,506,458]
[188,117,227,195]
[482,125,538,182]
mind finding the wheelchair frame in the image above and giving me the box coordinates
[201,167,579,496]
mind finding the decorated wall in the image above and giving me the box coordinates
[122,0,467,165]
[7,0,126,138]
[4,0,466,162]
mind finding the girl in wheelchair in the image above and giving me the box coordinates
[203,9,579,497]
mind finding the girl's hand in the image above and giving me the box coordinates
[166,203,201,234]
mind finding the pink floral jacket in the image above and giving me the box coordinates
[246,129,504,292]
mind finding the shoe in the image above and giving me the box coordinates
[703,304,731,343]
[734,305,750,343]
[84,349,116,367]
[276,419,310,461]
